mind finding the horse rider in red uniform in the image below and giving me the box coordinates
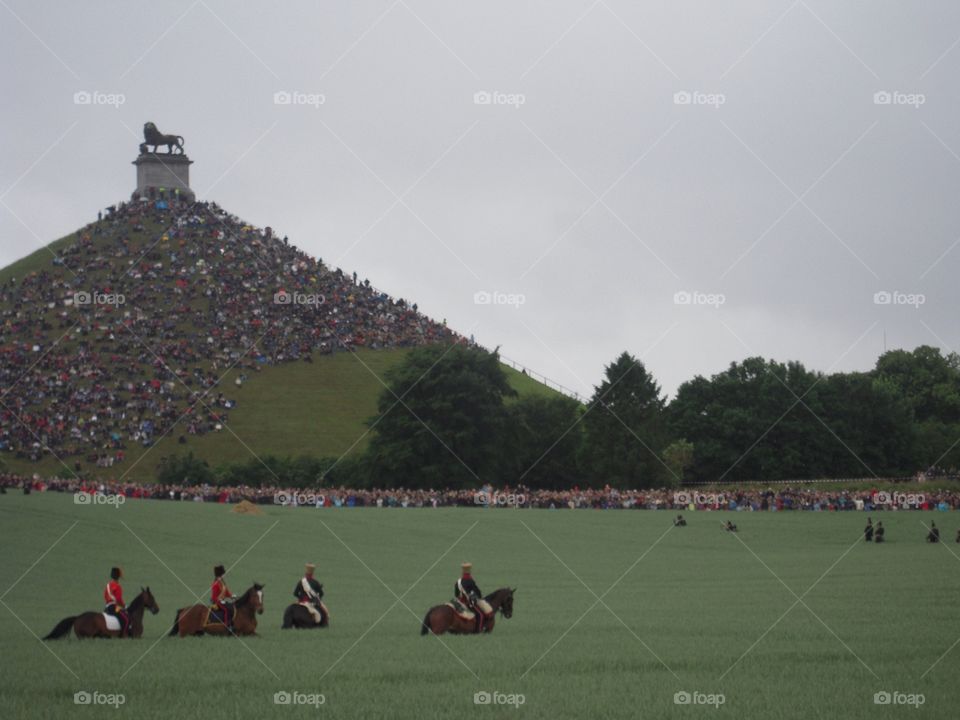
[210,564,234,627]
[455,562,493,632]
[104,566,129,637]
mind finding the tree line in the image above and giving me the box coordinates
[160,344,960,489]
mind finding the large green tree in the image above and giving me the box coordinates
[875,346,960,423]
[580,352,671,488]
[873,346,960,471]
[503,394,583,489]
[669,358,816,482]
[669,358,919,482]
[365,344,515,489]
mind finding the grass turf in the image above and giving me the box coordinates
[1,492,956,719]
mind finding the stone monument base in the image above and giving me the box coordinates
[132,153,195,203]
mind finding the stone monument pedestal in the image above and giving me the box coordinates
[132,153,195,202]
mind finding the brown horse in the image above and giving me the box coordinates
[421,587,515,635]
[44,587,159,639]
[169,583,264,637]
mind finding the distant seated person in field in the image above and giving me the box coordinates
[927,522,940,543]
[863,517,874,542]
[874,522,885,543]
[725,520,737,532]
[674,514,687,527]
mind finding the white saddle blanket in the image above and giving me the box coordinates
[102,613,121,631]
[445,602,475,620]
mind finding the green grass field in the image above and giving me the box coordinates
[1,493,957,719]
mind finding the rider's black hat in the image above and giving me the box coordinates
[110,567,123,580]
[214,564,226,577]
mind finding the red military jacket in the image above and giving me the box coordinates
[104,580,125,607]
[211,578,232,605]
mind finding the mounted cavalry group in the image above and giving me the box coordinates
[43,562,515,640]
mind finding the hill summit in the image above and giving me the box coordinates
[0,198,461,478]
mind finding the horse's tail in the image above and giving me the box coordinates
[420,608,431,635]
[168,609,181,636]
[281,605,293,629]
[44,616,76,640]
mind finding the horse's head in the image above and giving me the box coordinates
[250,582,265,615]
[140,586,159,615]
[490,587,515,619]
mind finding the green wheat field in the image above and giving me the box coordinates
[1,492,956,719]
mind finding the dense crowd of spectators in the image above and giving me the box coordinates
[0,199,458,468]
[4,474,959,512]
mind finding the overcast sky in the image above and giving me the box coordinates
[2,1,958,399]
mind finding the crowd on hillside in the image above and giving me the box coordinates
[4,474,959,512]
[0,198,459,469]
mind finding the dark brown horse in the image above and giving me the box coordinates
[421,587,515,635]
[169,583,264,637]
[281,599,329,629]
[44,587,159,639]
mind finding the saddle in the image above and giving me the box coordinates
[446,599,475,621]
[102,613,122,631]
[205,605,233,627]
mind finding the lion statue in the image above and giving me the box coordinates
[139,122,184,155]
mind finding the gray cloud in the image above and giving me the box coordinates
[2,0,958,397]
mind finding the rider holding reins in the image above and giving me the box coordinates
[104,566,129,637]
[455,562,493,632]
[294,562,326,625]
[211,564,233,626]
